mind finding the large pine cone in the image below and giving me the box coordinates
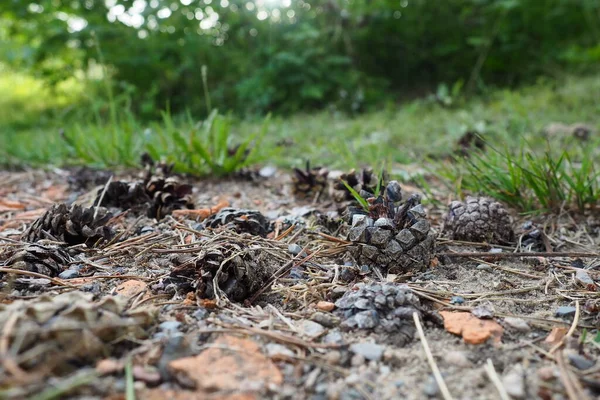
[3,243,71,276]
[347,182,435,273]
[443,196,514,244]
[24,204,113,247]
[291,161,329,200]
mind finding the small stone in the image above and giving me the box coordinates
[140,226,154,234]
[299,320,325,338]
[310,312,340,328]
[58,269,80,279]
[316,301,335,312]
[444,351,471,367]
[423,375,439,397]
[575,269,594,288]
[450,296,465,305]
[159,321,182,333]
[502,365,525,399]
[395,229,416,250]
[354,298,372,309]
[537,366,556,381]
[288,244,303,256]
[322,330,344,345]
[358,265,371,275]
[503,317,530,332]
[476,264,492,272]
[323,351,342,365]
[352,310,379,329]
[259,165,277,178]
[351,354,365,367]
[568,353,595,370]
[349,342,384,361]
[471,303,494,319]
[266,343,294,358]
[351,214,367,227]
[555,306,577,318]
[193,308,208,320]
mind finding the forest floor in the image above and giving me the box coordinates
[0,165,599,400]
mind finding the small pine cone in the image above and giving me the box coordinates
[24,204,113,247]
[3,243,71,277]
[205,208,271,237]
[291,162,329,200]
[145,176,194,219]
[97,181,150,212]
[67,166,112,191]
[334,168,383,202]
[443,196,514,244]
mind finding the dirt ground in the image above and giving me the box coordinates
[0,167,599,400]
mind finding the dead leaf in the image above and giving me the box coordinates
[168,335,282,395]
[545,327,568,346]
[0,199,26,212]
[440,311,503,345]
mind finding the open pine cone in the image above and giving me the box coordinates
[24,204,113,247]
[333,168,384,202]
[96,154,194,219]
[347,181,435,273]
[291,161,329,200]
[443,196,514,244]
[205,208,271,237]
[3,244,71,276]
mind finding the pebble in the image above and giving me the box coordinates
[299,320,325,338]
[259,165,277,178]
[351,354,365,367]
[555,306,577,318]
[266,343,295,358]
[502,366,525,399]
[310,312,340,328]
[193,308,208,320]
[316,301,335,312]
[568,353,595,370]
[159,321,182,333]
[349,342,384,361]
[537,366,556,381]
[323,351,342,365]
[58,269,80,279]
[288,244,303,256]
[503,317,530,332]
[140,226,154,234]
[450,296,465,305]
[444,351,471,367]
[423,375,439,397]
[476,264,492,272]
[322,330,344,345]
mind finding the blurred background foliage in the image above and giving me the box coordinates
[1,0,600,119]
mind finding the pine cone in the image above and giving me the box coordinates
[96,154,194,219]
[347,182,435,273]
[443,196,514,244]
[166,242,276,302]
[3,243,71,276]
[24,204,113,247]
[291,161,329,200]
[205,208,271,237]
[67,167,112,191]
[334,168,384,202]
